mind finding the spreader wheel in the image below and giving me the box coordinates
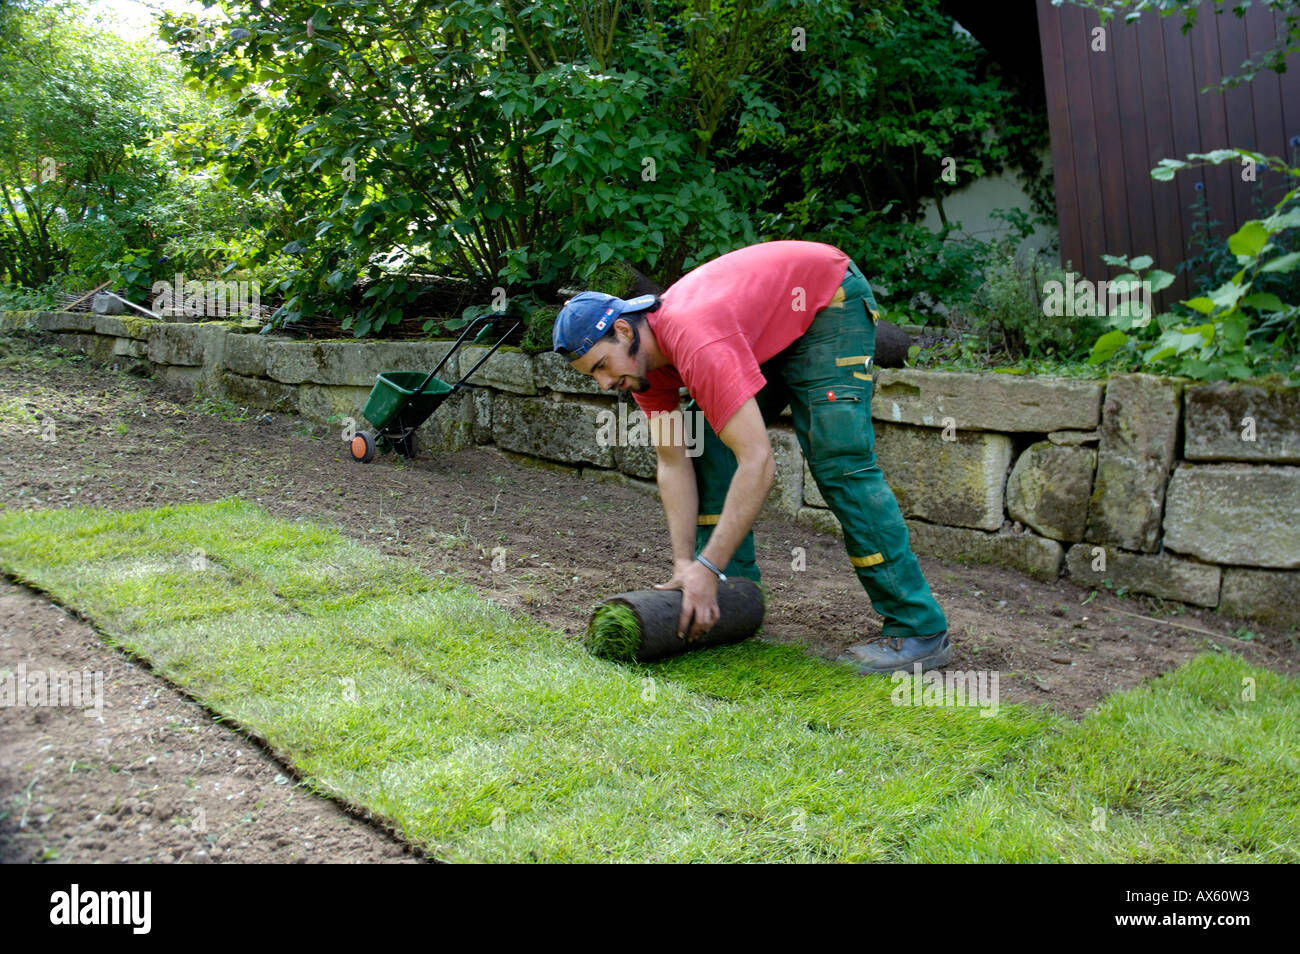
[350,430,377,463]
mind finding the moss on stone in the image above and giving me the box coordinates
[118,316,152,339]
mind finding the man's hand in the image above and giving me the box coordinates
[654,559,719,641]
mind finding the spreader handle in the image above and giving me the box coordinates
[452,318,523,391]
[412,313,500,399]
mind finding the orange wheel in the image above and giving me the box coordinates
[350,431,377,462]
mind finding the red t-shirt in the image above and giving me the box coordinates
[633,241,850,432]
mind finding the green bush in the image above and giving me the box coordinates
[520,303,561,354]
[852,219,996,323]
[968,243,1101,360]
[0,281,60,312]
[1090,148,1300,384]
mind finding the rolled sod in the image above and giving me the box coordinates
[585,578,766,662]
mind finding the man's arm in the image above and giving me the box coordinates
[698,397,775,574]
[649,409,698,572]
[653,398,775,639]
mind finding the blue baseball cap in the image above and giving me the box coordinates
[553,292,658,358]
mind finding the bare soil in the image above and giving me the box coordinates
[2,330,1296,863]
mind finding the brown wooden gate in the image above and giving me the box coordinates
[1036,0,1300,297]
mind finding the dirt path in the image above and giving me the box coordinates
[2,330,1295,862]
[0,579,419,863]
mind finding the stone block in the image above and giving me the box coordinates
[218,372,299,415]
[297,384,374,429]
[460,346,537,394]
[795,511,1063,582]
[872,368,1103,431]
[600,402,658,480]
[60,333,116,363]
[224,333,269,377]
[1086,373,1182,552]
[804,423,1012,530]
[419,388,475,453]
[1163,464,1300,569]
[472,387,493,443]
[112,337,148,358]
[534,351,604,395]
[1006,442,1096,542]
[1219,568,1300,626]
[804,460,825,508]
[265,340,455,387]
[36,311,98,333]
[1184,380,1300,463]
[1047,429,1099,445]
[1064,544,1221,606]
[0,310,40,331]
[491,393,616,467]
[796,506,844,538]
[905,521,1063,582]
[93,315,157,339]
[761,425,804,519]
[156,365,201,397]
[147,323,206,366]
[875,422,1013,530]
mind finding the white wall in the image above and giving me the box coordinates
[918,151,1058,254]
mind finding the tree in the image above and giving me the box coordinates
[0,1,194,287]
[158,0,918,335]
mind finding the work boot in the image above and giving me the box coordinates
[838,632,952,676]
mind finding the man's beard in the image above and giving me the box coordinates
[624,322,650,392]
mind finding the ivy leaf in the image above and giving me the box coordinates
[1209,279,1248,310]
[1187,149,1241,165]
[1241,292,1285,312]
[1089,329,1129,364]
[1221,314,1249,350]
[1150,159,1185,181]
[1146,269,1176,293]
[1263,209,1300,232]
[1227,221,1269,258]
[1260,251,1300,273]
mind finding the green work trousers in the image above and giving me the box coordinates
[688,260,948,639]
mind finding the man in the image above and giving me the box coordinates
[552,240,951,675]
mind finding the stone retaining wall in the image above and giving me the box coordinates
[7,309,1298,626]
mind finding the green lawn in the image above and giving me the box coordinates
[1,497,1294,862]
